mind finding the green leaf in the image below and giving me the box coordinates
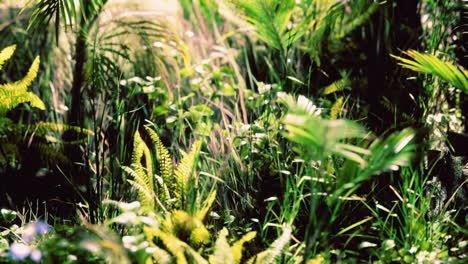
[392,50,468,93]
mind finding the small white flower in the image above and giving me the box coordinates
[120,201,140,211]
[409,245,418,254]
[195,65,205,74]
[146,247,158,254]
[113,212,137,223]
[359,241,377,248]
[122,236,136,245]
[153,42,163,48]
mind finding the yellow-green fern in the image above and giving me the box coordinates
[330,96,344,120]
[209,228,235,264]
[247,225,292,264]
[125,127,204,210]
[0,45,44,116]
[231,231,257,264]
[174,139,202,207]
[145,126,174,201]
[0,45,16,70]
[321,78,350,95]
[0,45,93,167]
[124,131,155,211]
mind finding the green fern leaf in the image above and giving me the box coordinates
[231,231,256,264]
[196,189,217,221]
[145,126,174,201]
[0,45,16,70]
[247,225,292,264]
[174,139,202,207]
[321,78,350,95]
[330,96,344,120]
[125,131,155,210]
[0,56,45,116]
[209,228,235,264]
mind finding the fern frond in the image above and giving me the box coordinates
[231,231,256,264]
[0,56,41,92]
[32,142,71,166]
[247,225,291,264]
[0,56,44,116]
[155,231,189,264]
[392,50,468,93]
[196,189,217,221]
[330,96,344,120]
[129,131,155,210]
[0,45,16,70]
[127,179,155,210]
[174,139,202,207]
[209,228,235,264]
[145,126,174,200]
[321,78,349,95]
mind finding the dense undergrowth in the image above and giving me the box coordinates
[0,0,467,263]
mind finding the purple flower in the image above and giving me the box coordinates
[34,221,50,235]
[30,249,42,262]
[22,221,50,242]
[9,242,31,261]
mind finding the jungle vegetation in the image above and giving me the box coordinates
[0,0,466,263]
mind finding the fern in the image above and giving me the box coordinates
[246,225,292,264]
[231,231,257,264]
[174,139,202,208]
[125,127,205,211]
[321,78,350,95]
[126,131,155,211]
[329,96,344,120]
[0,45,16,70]
[209,228,235,264]
[0,46,45,116]
[0,45,92,168]
[392,50,468,93]
[145,126,174,201]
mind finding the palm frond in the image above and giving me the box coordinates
[392,50,468,93]
[230,0,300,50]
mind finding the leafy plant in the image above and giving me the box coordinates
[281,93,417,262]
[392,50,468,93]
[0,44,92,168]
[0,45,44,116]
[123,126,205,212]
